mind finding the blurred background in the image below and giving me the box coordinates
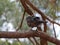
[0,0,60,45]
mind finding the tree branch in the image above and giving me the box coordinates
[25,0,60,26]
[0,30,60,45]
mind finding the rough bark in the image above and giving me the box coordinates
[0,30,60,45]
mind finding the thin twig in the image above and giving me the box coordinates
[53,23,57,38]
[28,38,35,45]
[16,10,26,31]
[33,37,40,45]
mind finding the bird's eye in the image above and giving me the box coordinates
[34,17,40,20]
[36,17,40,19]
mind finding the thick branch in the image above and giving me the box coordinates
[0,30,60,45]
